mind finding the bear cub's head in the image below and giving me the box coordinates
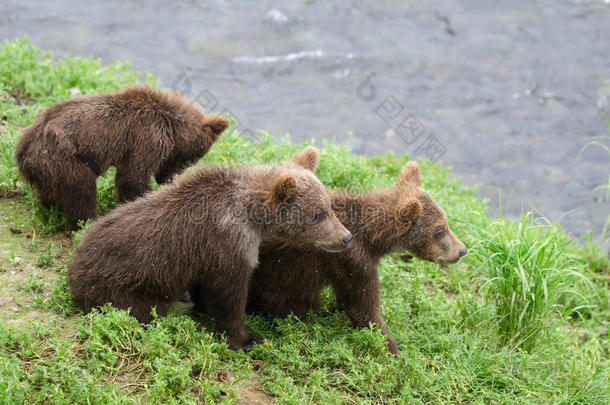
[264,147,352,252]
[154,114,229,185]
[391,162,467,265]
[200,115,230,144]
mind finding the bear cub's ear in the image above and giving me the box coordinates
[293,146,319,171]
[271,174,297,205]
[396,198,422,224]
[397,161,421,187]
[204,116,230,139]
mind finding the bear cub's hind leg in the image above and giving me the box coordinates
[59,160,98,230]
[192,265,264,351]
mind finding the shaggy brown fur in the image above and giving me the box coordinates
[68,147,352,351]
[15,86,228,230]
[248,162,467,354]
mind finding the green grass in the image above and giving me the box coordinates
[465,211,592,351]
[0,37,608,404]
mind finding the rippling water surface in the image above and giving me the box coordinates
[1,0,609,236]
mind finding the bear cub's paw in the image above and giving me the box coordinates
[227,331,266,351]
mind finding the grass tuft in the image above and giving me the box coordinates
[466,210,591,350]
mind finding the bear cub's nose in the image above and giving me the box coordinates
[342,233,353,246]
[459,247,468,258]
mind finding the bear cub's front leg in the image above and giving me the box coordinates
[190,276,265,350]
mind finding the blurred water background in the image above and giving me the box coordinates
[1,0,609,237]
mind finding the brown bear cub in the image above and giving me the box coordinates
[247,162,467,354]
[68,147,353,350]
[15,86,228,230]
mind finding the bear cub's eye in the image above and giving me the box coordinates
[434,227,445,240]
[313,208,327,224]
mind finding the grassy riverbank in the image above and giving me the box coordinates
[0,38,608,404]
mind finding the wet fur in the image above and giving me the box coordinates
[69,148,351,351]
[15,86,228,229]
[248,162,467,354]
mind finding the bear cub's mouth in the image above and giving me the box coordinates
[315,242,350,253]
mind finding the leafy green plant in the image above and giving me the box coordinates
[35,243,53,268]
[23,273,44,295]
[466,210,590,350]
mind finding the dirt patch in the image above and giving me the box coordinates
[0,198,73,330]
[237,377,274,405]
[0,119,8,136]
[8,88,34,106]
[425,281,458,301]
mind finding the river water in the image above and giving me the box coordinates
[1,0,609,237]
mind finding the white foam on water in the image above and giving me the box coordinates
[232,50,357,65]
[232,50,326,64]
[265,9,289,24]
